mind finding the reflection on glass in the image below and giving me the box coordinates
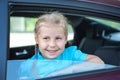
[7,60,116,80]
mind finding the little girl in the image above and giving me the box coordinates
[34,11,104,63]
[19,11,104,79]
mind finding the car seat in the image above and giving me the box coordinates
[79,37,103,54]
[94,46,120,66]
[79,27,103,54]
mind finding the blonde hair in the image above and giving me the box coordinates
[34,11,69,53]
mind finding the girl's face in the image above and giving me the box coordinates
[35,23,67,59]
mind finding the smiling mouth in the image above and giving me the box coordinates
[46,50,58,54]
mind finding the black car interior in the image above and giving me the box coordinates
[9,45,35,60]
[95,46,120,66]
[9,13,120,66]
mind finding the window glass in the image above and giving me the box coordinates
[10,17,37,47]
[67,24,74,40]
[87,17,120,31]
[10,17,37,32]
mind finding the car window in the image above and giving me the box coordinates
[87,17,120,31]
[8,15,120,80]
[10,17,36,48]
[84,17,120,42]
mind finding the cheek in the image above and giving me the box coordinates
[38,40,46,46]
[57,40,66,47]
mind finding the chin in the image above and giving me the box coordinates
[46,55,57,59]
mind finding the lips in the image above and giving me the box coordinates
[46,50,58,55]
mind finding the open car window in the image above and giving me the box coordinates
[8,14,120,79]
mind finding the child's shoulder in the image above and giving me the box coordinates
[66,46,77,50]
[65,46,78,52]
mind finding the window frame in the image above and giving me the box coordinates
[0,0,8,80]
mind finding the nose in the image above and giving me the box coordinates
[49,40,56,48]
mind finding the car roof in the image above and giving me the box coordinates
[77,0,120,8]
[9,0,120,22]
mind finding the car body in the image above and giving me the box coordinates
[0,0,120,80]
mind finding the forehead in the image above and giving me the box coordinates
[38,23,65,34]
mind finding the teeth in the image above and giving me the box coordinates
[48,50,57,51]
[49,50,56,52]
[46,49,58,53]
